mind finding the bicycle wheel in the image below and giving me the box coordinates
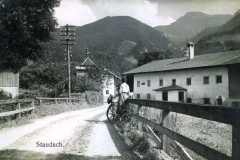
[106,104,117,123]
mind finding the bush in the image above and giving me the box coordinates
[143,148,163,160]
[0,90,12,100]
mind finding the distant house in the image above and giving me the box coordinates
[0,71,19,98]
[101,69,121,102]
[75,51,120,102]
[124,43,240,105]
[75,56,97,77]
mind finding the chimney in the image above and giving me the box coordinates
[187,42,195,59]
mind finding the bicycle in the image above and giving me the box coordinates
[106,95,130,124]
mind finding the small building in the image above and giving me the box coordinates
[0,71,19,98]
[75,50,120,103]
[124,44,240,105]
[154,84,187,102]
[75,57,97,77]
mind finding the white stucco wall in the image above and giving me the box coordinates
[133,67,229,104]
[168,91,180,102]
[154,90,186,102]
[0,72,19,98]
[102,75,115,102]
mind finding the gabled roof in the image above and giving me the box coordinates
[154,85,187,92]
[103,68,121,80]
[75,56,121,79]
[124,50,240,75]
[81,57,96,66]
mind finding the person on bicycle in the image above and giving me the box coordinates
[119,78,130,105]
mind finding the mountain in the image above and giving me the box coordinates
[48,16,174,73]
[155,12,232,46]
[195,10,240,54]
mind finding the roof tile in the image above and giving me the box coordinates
[124,50,240,74]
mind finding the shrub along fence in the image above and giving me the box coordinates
[126,99,240,160]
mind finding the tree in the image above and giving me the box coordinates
[137,50,175,66]
[72,66,104,93]
[0,0,60,72]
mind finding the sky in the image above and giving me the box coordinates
[54,0,240,27]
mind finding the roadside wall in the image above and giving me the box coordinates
[135,105,231,160]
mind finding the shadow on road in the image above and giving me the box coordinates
[80,119,138,160]
[105,120,138,160]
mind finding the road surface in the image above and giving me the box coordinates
[0,105,136,160]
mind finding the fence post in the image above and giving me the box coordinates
[232,122,240,160]
[32,100,35,110]
[137,105,143,131]
[17,102,21,118]
[39,99,42,106]
[160,109,170,151]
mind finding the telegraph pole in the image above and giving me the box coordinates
[60,24,75,98]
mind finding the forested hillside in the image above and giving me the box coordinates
[48,16,176,73]
[195,10,240,54]
[155,12,232,46]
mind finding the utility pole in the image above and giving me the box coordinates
[85,48,90,56]
[60,24,76,98]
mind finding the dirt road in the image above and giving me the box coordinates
[0,105,135,160]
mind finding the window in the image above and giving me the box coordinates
[186,77,191,86]
[172,79,176,85]
[203,76,209,84]
[136,94,140,99]
[216,75,222,84]
[147,93,151,100]
[186,98,192,103]
[203,98,211,104]
[159,79,163,86]
[106,90,109,95]
[162,92,168,101]
[137,81,140,87]
[147,80,151,87]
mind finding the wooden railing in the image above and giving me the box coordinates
[126,99,240,160]
[36,97,81,106]
[0,99,34,118]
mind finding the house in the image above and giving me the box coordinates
[75,50,120,102]
[101,69,121,102]
[75,57,97,77]
[124,43,240,105]
[0,71,19,98]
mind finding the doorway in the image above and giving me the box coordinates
[178,91,184,102]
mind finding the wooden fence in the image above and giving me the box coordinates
[126,99,240,160]
[0,99,34,118]
[36,97,81,106]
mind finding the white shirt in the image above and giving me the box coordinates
[120,82,130,93]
